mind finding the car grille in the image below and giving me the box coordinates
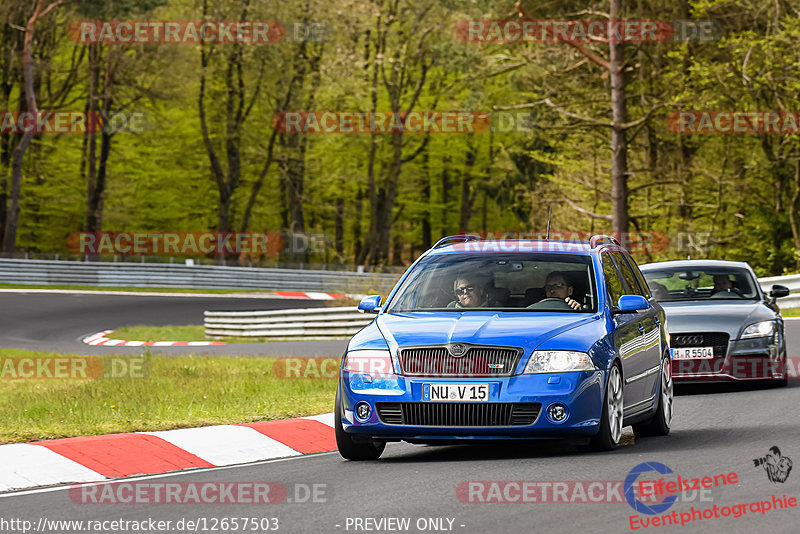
[397,346,523,377]
[670,332,729,358]
[375,402,541,427]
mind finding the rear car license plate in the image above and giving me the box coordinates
[672,347,714,359]
[422,383,488,402]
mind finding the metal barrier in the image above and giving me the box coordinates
[205,274,800,340]
[759,274,800,293]
[760,274,800,309]
[0,258,398,294]
[204,307,372,338]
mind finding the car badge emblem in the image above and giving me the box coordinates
[488,363,503,369]
[675,335,703,346]
[449,343,467,357]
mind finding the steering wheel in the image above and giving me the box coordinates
[527,298,573,310]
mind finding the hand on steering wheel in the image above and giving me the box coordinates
[534,298,579,310]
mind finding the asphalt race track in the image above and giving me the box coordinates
[2,291,800,533]
[0,291,347,357]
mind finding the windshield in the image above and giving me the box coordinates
[385,253,597,313]
[642,266,759,302]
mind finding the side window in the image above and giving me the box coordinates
[622,253,652,299]
[602,254,626,305]
[611,252,643,296]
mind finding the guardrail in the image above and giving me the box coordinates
[759,274,800,309]
[759,274,800,293]
[204,307,372,338]
[204,273,800,340]
[0,258,398,294]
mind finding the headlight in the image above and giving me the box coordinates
[342,349,395,375]
[523,351,596,373]
[741,321,775,339]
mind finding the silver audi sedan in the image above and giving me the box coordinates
[639,260,790,385]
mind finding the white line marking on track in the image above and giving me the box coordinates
[0,451,338,498]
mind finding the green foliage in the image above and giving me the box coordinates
[1,0,800,274]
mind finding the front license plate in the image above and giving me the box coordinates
[672,347,714,359]
[422,383,489,402]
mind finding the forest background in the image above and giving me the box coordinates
[2,0,800,276]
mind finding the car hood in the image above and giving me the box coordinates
[659,301,776,340]
[374,311,599,354]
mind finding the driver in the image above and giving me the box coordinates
[448,275,488,308]
[712,274,734,294]
[544,272,582,310]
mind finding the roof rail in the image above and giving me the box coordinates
[589,234,621,249]
[433,234,481,249]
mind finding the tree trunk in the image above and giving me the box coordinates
[420,146,431,250]
[84,41,99,232]
[440,156,451,236]
[3,0,58,254]
[790,153,800,271]
[609,0,629,234]
[335,197,344,255]
[86,48,112,233]
[459,138,477,233]
[352,187,363,263]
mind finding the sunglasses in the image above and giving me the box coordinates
[456,286,476,295]
[545,282,567,290]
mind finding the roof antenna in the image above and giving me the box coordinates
[545,207,552,240]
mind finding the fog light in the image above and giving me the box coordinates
[547,403,568,423]
[355,401,372,422]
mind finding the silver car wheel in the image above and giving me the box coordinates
[607,365,624,444]
[661,358,673,427]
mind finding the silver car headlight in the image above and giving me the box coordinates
[523,351,596,373]
[741,320,775,339]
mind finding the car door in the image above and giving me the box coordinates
[612,252,662,408]
[601,253,647,408]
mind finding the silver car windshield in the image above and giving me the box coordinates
[385,253,597,313]
[643,267,759,302]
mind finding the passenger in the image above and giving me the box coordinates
[543,272,582,310]
[448,275,488,308]
[649,282,669,301]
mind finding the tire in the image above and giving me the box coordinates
[633,356,673,438]
[588,363,624,451]
[334,389,385,461]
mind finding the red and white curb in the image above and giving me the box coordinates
[273,291,356,300]
[82,330,226,347]
[0,413,336,493]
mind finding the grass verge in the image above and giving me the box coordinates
[781,307,800,317]
[112,325,268,344]
[0,348,336,444]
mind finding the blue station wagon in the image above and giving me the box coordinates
[335,235,673,460]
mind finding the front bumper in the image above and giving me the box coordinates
[338,370,605,440]
[671,337,784,381]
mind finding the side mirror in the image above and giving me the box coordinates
[770,284,790,299]
[358,295,382,314]
[616,295,651,313]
